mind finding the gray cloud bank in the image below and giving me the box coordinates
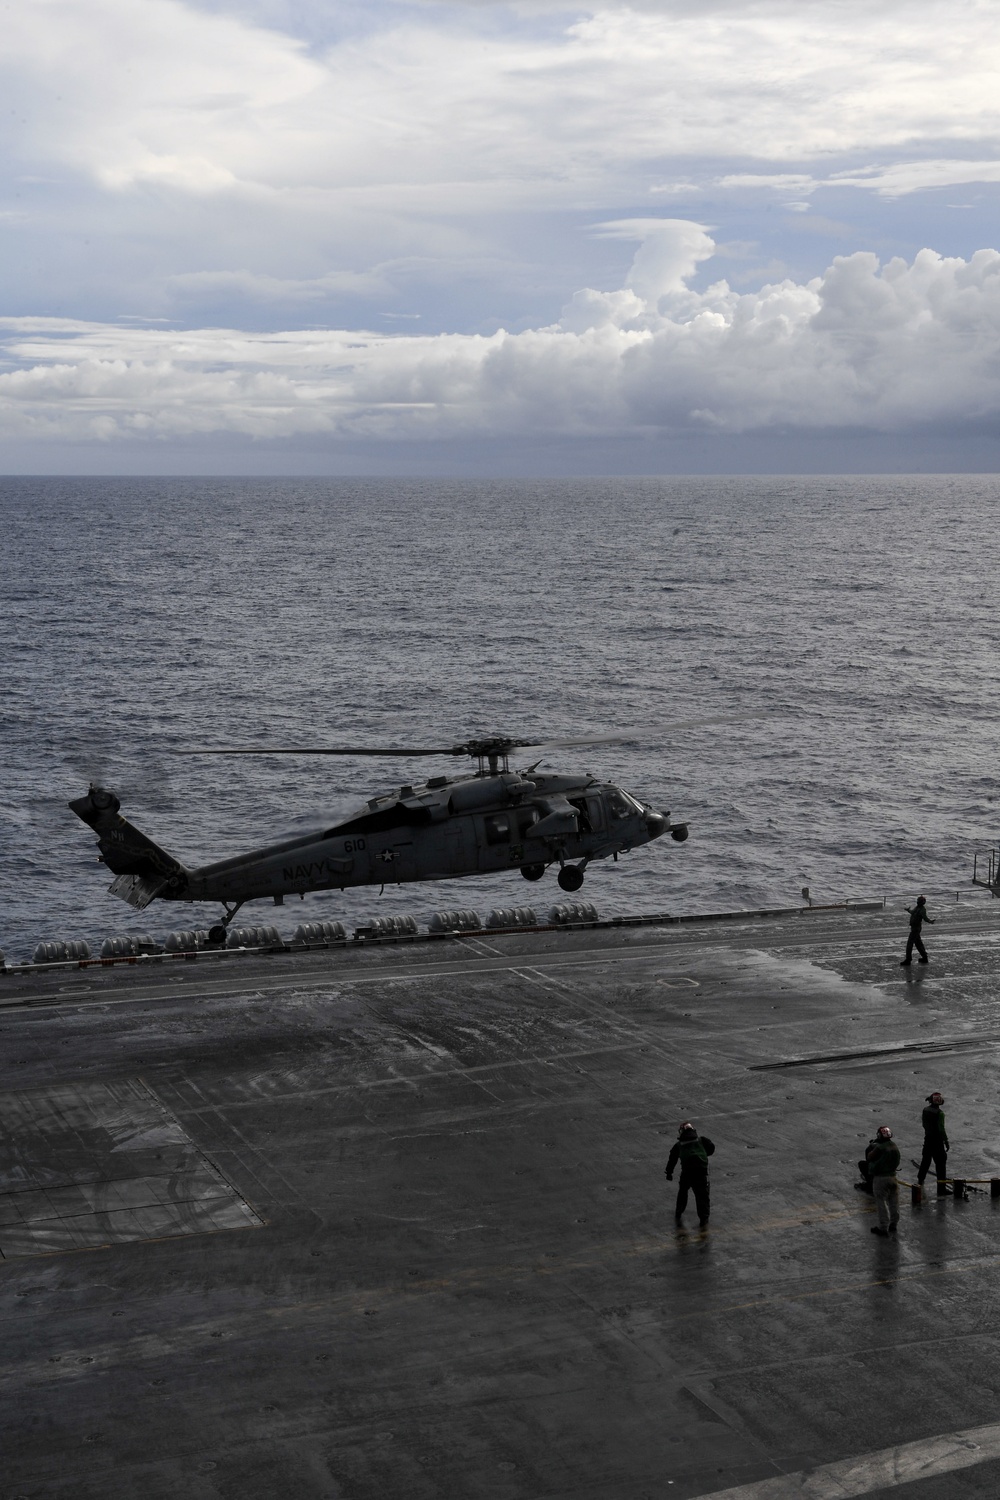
[2,223,1000,457]
[9,0,1000,204]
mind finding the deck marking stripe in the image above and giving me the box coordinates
[456,934,504,958]
[0,947,704,1015]
[692,1419,1000,1498]
[4,1227,999,1388]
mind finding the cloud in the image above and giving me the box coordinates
[4,0,1000,348]
[829,160,1000,197]
[6,0,1000,212]
[722,161,1000,199]
[3,224,1000,447]
[718,173,819,193]
[167,267,391,302]
[591,219,715,301]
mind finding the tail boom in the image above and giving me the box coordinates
[69,786,190,911]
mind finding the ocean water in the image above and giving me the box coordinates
[2,474,999,960]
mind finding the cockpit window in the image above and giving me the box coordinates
[608,789,643,819]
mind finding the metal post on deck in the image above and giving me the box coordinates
[971,847,1000,896]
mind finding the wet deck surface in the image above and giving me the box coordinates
[4,901,1000,1498]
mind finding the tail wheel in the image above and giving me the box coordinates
[207,923,228,946]
[520,863,546,882]
[557,865,585,893]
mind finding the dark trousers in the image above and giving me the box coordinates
[918,1138,948,1186]
[905,931,928,962]
[676,1166,710,1221]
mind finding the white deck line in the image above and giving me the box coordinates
[695,1420,1000,1498]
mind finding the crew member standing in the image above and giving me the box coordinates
[666,1122,715,1227]
[867,1125,900,1235]
[901,896,934,966]
[918,1091,950,1195]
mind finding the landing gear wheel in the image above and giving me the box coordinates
[207,923,228,946]
[520,864,546,882]
[557,865,585,893]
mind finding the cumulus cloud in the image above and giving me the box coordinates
[3,0,1000,351]
[3,223,1000,447]
[592,219,716,302]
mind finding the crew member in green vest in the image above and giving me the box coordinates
[665,1121,716,1227]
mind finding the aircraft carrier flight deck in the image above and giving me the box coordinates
[4,898,1000,1499]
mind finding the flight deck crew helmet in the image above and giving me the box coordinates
[916,896,926,905]
[678,1122,698,1140]
[876,1125,894,1139]
[928,1092,944,1104]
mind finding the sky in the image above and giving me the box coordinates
[3,0,1000,473]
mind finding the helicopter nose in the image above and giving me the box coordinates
[645,812,667,839]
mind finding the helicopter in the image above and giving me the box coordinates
[69,733,689,937]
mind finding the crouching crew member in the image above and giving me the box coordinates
[918,1091,950,1196]
[856,1138,879,1195]
[666,1122,715,1226]
[867,1125,900,1236]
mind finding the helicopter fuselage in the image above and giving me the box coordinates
[185,772,671,903]
[71,768,687,916]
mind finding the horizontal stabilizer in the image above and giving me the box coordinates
[107,872,168,911]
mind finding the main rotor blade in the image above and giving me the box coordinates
[512,717,762,753]
[175,746,458,757]
[510,734,622,751]
[656,713,765,735]
[176,717,763,759]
